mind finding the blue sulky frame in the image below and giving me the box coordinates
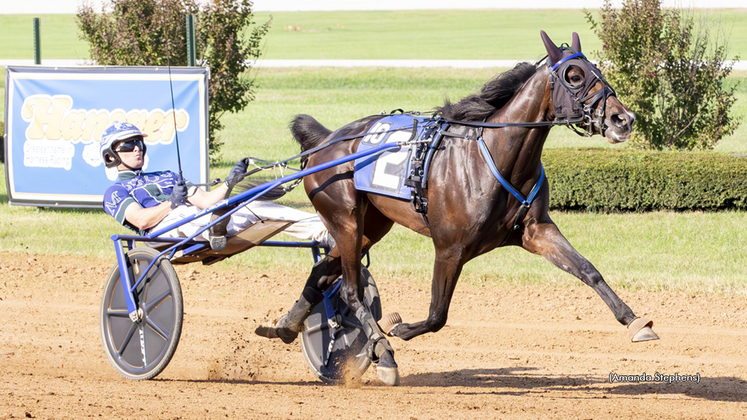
[110,141,401,322]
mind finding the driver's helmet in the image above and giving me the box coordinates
[100,122,147,168]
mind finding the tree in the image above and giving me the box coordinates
[585,0,740,150]
[77,0,271,161]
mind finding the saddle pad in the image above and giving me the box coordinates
[354,115,428,200]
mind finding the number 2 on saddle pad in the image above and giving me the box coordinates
[354,118,416,199]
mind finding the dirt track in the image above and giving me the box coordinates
[1,250,746,419]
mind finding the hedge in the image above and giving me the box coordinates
[543,148,747,211]
[0,138,742,210]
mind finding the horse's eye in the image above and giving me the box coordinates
[565,67,585,87]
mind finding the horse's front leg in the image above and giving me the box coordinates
[389,244,464,341]
[522,218,659,342]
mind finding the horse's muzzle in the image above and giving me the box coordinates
[605,100,636,143]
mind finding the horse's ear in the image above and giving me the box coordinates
[572,32,582,53]
[540,30,563,67]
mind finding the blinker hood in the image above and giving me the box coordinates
[539,30,615,123]
[550,51,603,120]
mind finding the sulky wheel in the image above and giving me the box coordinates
[300,266,381,384]
[100,247,183,380]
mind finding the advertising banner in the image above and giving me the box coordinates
[4,66,209,208]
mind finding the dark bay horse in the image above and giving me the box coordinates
[256,31,658,386]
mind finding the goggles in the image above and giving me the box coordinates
[114,138,145,153]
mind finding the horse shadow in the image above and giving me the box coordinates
[401,367,747,402]
[155,366,746,402]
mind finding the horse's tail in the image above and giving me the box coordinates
[290,114,332,152]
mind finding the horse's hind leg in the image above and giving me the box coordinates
[522,218,658,342]
[333,204,399,385]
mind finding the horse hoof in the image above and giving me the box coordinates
[376,351,400,386]
[632,326,659,342]
[255,324,280,339]
[628,317,659,342]
[377,365,401,386]
[379,312,403,336]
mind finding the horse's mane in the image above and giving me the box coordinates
[435,62,538,121]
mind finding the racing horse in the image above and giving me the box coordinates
[256,31,658,386]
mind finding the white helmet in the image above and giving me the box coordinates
[100,121,147,168]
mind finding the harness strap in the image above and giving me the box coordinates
[440,130,479,141]
[279,115,417,168]
[580,86,609,105]
[443,118,584,129]
[551,52,585,71]
[475,138,544,207]
[438,122,545,230]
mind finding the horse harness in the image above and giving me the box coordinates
[548,50,617,137]
[230,50,616,236]
[404,50,618,232]
[403,117,545,233]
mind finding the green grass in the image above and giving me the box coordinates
[253,9,747,60]
[3,63,747,293]
[2,160,746,293]
[1,9,746,60]
[0,14,90,60]
[251,10,602,60]
[2,9,747,293]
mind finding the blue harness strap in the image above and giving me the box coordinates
[551,52,585,71]
[476,137,545,206]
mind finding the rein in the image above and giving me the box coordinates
[224,121,416,193]
[441,117,585,129]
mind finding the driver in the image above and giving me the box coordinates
[100,121,332,246]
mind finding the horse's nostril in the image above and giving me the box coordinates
[611,113,629,128]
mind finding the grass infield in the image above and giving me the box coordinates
[0,9,745,60]
[1,9,746,292]
[1,160,746,293]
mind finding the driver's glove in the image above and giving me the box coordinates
[169,182,189,209]
[224,158,250,188]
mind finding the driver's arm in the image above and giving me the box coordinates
[185,183,229,210]
[123,201,173,231]
[122,183,229,230]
